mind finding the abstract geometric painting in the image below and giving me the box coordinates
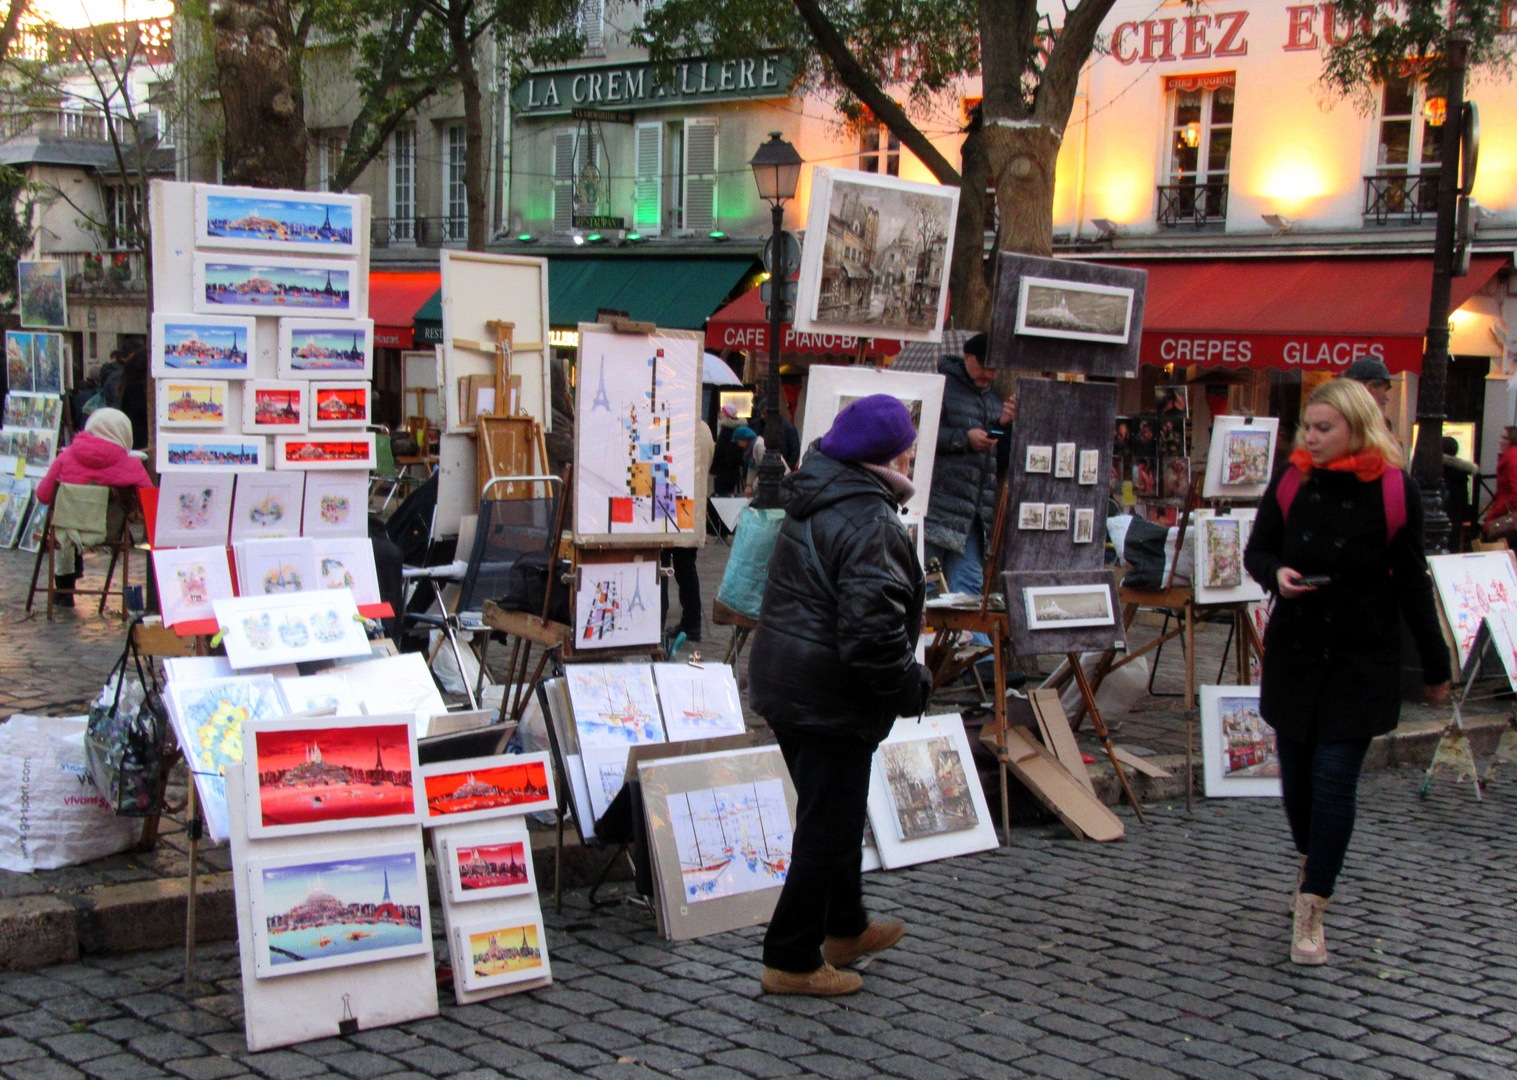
[574,560,660,649]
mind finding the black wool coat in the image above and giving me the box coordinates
[749,450,927,745]
[1243,464,1451,744]
[924,355,1002,554]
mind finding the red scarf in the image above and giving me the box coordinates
[1289,446,1387,482]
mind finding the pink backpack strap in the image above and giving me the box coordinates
[1275,467,1302,521]
[1382,469,1406,542]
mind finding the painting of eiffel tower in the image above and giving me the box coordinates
[574,561,661,650]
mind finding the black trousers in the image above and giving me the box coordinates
[660,548,702,633]
[1277,734,1371,899]
[762,729,875,973]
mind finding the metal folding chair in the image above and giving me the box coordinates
[25,483,137,620]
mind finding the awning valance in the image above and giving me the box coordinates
[549,256,756,329]
[368,271,440,350]
[705,277,903,358]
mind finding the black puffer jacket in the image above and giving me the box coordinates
[924,355,1002,554]
[1244,464,1450,744]
[749,449,927,744]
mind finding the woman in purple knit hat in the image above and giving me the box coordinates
[749,393,931,997]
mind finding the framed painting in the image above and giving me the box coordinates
[574,560,661,650]
[242,714,423,838]
[273,433,377,472]
[638,746,797,941]
[865,713,998,869]
[16,259,66,328]
[792,166,959,343]
[156,435,267,473]
[314,536,381,605]
[1014,275,1135,345]
[452,906,550,991]
[652,662,746,743]
[234,536,318,595]
[164,673,284,841]
[1193,509,1265,605]
[572,325,700,543]
[1428,551,1517,668]
[1199,685,1280,797]
[1202,416,1280,499]
[248,841,430,977]
[29,332,65,394]
[16,500,47,553]
[230,472,307,542]
[300,471,369,538]
[157,379,229,429]
[155,473,235,549]
[243,381,309,434]
[277,318,374,380]
[418,752,555,825]
[1025,583,1115,629]
[212,590,372,669]
[309,382,372,427]
[152,545,236,628]
[5,332,33,392]
[196,184,362,256]
[193,254,360,318]
[0,478,32,548]
[987,254,1146,376]
[440,817,537,904]
[151,313,256,379]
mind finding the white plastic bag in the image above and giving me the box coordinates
[0,715,141,872]
[1057,653,1151,723]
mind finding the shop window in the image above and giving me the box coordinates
[103,183,142,248]
[390,128,415,243]
[444,123,467,242]
[1158,77,1232,228]
[859,124,899,176]
[1364,75,1442,223]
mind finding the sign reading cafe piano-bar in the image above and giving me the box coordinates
[513,54,795,115]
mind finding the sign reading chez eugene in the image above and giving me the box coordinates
[514,54,796,115]
[1141,331,1424,373]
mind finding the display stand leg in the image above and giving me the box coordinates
[992,621,1010,846]
[1069,652,1145,823]
[183,781,198,992]
[1184,599,1196,811]
[555,785,565,915]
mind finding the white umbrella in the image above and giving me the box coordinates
[702,352,743,386]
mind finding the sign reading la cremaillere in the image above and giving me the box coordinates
[513,54,796,116]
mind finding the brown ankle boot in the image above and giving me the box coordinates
[821,918,907,968]
[760,963,863,996]
[1291,893,1330,965]
[1287,854,1306,916]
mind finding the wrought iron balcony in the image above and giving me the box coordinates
[55,250,145,295]
[371,216,470,248]
[1363,173,1439,226]
[1156,181,1229,229]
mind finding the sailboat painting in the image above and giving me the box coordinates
[1014,275,1134,345]
[574,561,661,650]
[564,664,664,748]
[670,778,792,904]
[653,663,746,743]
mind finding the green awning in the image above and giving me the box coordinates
[413,289,443,346]
[548,256,755,329]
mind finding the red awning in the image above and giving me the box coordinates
[369,271,440,350]
[705,279,903,358]
[1116,255,1508,374]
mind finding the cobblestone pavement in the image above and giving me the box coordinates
[2,768,1514,1078]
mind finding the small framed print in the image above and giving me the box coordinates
[274,433,377,471]
[1018,502,1046,530]
[195,255,360,319]
[196,185,362,256]
[157,435,266,473]
[277,317,374,380]
[1025,445,1052,473]
[242,381,309,434]
[419,752,556,825]
[157,379,229,429]
[152,313,255,379]
[440,817,538,904]
[1024,583,1116,630]
[1073,508,1095,544]
[1054,443,1076,479]
[454,907,550,992]
[310,382,371,428]
[1045,504,1071,531]
[1078,448,1101,485]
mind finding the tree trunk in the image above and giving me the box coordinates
[211,0,307,189]
[446,5,488,251]
[983,121,1061,260]
[947,119,993,331]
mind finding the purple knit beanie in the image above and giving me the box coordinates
[819,394,917,464]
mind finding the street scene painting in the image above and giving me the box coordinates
[670,779,792,903]
[278,318,374,379]
[796,167,958,342]
[457,916,548,990]
[1224,429,1272,485]
[193,254,358,318]
[16,260,66,328]
[1024,583,1115,629]
[5,332,66,394]
[420,753,554,823]
[245,718,420,835]
[152,314,254,377]
[1203,417,1280,499]
[250,845,428,978]
[1202,518,1242,589]
[575,561,661,650]
[1015,276,1134,345]
[1200,686,1280,797]
[880,735,978,841]
[197,185,361,255]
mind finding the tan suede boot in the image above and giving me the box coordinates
[760,963,864,996]
[1291,892,1330,965]
[821,918,908,968]
[1287,855,1306,916]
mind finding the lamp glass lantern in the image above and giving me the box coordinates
[749,132,803,206]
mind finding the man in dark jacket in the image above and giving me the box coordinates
[750,394,929,997]
[924,333,1012,597]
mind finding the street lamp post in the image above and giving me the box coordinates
[748,132,803,511]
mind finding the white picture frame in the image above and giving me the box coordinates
[1024,583,1115,629]
[193,254,361,318]
[1203,416,1280,499]
[156,435,267,473]
[1025,445,1053,473]
[235,536,318,595]
[1054,442,1077,479]
[248,840,430,977]
[277,318,375,380]
[439,817,537,904]
[1199,685,1280,797]
[273,433,377,472]
[1073,508,1095,544]
[157,379,230,430]
[242,380,309,434]
[242,713,424,838]
[213,589,371,669]
[1014,275,1135,345]
[418,752,556,825]
[1193,509,1265,604]
[1078,448,1100,485]
[230,473,307,542]
[155,473,235,548]
[276,673,362,716]
[300,471,369,538]
[309,382,372,428]
[196,184,362,256]
[1045,504,1071,532]
[151,312,256,379]
[865,714,998,869]
[574,560,662,649]
[793,166,960,343]
[452,904,551,991]
[314,536,381,606]
[152,545,235,628]
[1017,502,1045,530]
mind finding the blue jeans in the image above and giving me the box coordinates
[1276,734,1372,899]
[927,523,990,647]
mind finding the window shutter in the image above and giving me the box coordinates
[553,131,576,232]
[633,122,662,235]
[683,118,718,234]
[579,0,603,55]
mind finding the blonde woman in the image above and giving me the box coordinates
[1243,380,1450,965]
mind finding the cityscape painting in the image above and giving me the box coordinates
[151,313,255,378]
[158,380,228,429]
[16,260,66,328]
[274,434,377,471]
[243,381,308,434]
[444,826,537,902]
[249,843,430,978]
[197,184,361,255]
[1200,686,1281,797]
[1014,276,1135,345]
[156,436,266,473]
[193,254,359,318]
[419,752,555,824]
[310,383,371,427]
[880,734,978,841]
[456,914,549,991]
[278,318,374,379]
[794,167,959,343]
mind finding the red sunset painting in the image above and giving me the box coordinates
[253,723,415,828]
[456,840,530,891]
[423,760,550,818]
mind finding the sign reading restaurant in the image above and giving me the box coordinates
[513,54,796,115]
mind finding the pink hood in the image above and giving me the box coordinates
[37,432,152,505]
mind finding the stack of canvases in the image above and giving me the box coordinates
[2,261,74,553]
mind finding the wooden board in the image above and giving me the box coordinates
[986,254,1147,377]
[1002,568,1124,656]
[995,726,1124,842]
[476,415,539,500]
[1029,688,1094,793]
[1113,747,1172,779]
